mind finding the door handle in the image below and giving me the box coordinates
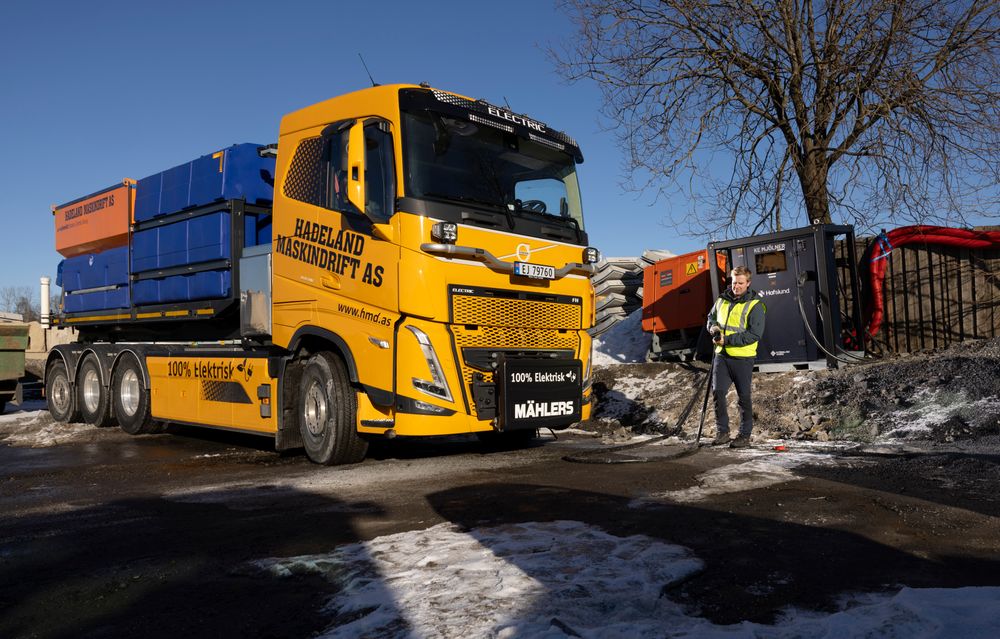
[321,275,341,290]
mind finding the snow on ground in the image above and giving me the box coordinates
[256,520,1000,639]
[592,371,667,423]
[0,402,103,447]
[0,400,47,421]
[592,310,647,366]
[643,444,850,504]
[879,388,1000,441]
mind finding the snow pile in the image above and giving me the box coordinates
[811,340,1000,444]
[592,310,647,366]
[256,520,1000,638]
[0,400,46,420]
[260,520,703,638]
[0,402,103,447]
[591,372,666,424]
[879,389,1000,441]
[584,362,712,437]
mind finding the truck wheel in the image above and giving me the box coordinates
[298,352,368,465]
[112,354,157,435]
[46,359,80,423]
[77,355,114,427]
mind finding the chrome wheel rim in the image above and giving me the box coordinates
[121,369,140,417]
[303,381,328,437]
[51,374,71,414]
[83,368,101,413]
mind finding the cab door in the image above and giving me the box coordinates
[273,119,399,396]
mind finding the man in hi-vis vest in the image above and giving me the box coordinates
[707,265,767,448]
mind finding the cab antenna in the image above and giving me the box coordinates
[358,54,379,87]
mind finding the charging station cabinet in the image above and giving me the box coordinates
[708,224,864,370]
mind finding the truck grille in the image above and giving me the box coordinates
[452,326,580,351]
[452,293,582,329]
[449,286,584,417]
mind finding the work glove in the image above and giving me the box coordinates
[709,325,723,345]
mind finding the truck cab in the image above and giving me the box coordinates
[270,85,597,456]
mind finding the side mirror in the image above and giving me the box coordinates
[346,122,366,213]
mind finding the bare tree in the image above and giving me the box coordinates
[0,286,39,322]
[15,297,39,323]
[555,0,1000,238]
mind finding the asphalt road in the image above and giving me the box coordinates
[2,418,999,638]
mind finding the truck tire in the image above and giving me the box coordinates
[112,354,157,435]
[46,359,80,423]
[298,352,368,465]
[77,355,114,427]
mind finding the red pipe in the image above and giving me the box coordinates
[865,225,1000,338]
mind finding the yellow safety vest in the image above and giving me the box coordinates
[713,297,762,357]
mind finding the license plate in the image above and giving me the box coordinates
[513,261,555,280]
[498,358,582,429]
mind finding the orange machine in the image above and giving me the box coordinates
[642,249,726,357]
[53,180,134,257]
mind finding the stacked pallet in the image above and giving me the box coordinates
[590,250,673,337]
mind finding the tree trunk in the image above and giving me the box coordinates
[798,150,832,225]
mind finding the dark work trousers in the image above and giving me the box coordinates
[713,355,756,438]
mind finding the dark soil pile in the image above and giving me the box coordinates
[584,338,1000,445]
[809,338,1000,443]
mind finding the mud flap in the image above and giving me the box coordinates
[276,359,303,451]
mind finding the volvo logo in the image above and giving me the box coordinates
[516,243,531,261]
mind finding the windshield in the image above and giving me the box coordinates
[401,108,584,230]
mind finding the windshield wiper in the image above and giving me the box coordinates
[419,191,515,230]
[512,205,580,232]
[420,192,506,212]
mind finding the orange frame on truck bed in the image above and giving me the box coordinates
[53,180,134,257]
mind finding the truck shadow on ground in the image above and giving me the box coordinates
[426,482,1000,627]
[5,464,997,637]
[0,489,395,639]
[365,434,551,461]
[158,423,283,454]
[153,424,549,464]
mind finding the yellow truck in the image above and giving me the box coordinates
[47,84,598,464]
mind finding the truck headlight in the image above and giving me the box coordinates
[405,325,454,402]
[583,246,601,264]
[431,222,458,244]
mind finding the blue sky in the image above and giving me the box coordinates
[0,0,706,297]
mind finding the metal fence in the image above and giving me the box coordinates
[837,230,1000,353]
